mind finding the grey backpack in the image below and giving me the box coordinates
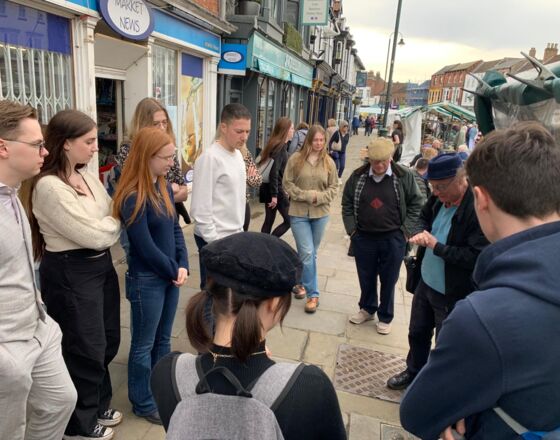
[167,353,304,440]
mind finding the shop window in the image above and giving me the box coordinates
[256,76,267,152]
[152,44,178,108]
[266,79,276,143]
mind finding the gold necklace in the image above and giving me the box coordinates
[208,349,267,365]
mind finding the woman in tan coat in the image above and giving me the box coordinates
[283,124,338,313]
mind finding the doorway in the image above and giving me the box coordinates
[96,77,123,167]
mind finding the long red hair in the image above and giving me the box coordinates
[112,127,175,224]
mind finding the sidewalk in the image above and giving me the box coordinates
[109,130,416,440]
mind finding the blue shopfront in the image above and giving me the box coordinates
[1,0,221,173]
[219,32,313,154]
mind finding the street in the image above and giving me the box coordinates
[109,130,417,440]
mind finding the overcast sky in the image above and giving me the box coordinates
[343,0,560,82]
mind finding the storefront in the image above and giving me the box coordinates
[219,32,313,154]
[0,0,221,178]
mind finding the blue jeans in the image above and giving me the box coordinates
[330,151,347,178]
[126,272,179,416]
[290,215,329,298]
[194,234,214,334]
[352,230,406,323]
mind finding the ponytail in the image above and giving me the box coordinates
[185,290,213,353]
[231,300,262,363]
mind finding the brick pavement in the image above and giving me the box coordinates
[109,129,417,439]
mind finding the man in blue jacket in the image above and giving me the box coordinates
[400,122,560,439]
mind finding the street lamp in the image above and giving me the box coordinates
[381,0,404,130]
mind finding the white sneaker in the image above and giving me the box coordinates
[63,424,114,440]
[98,409,123,427]
[376,321,392,335]
[349,309,374,324]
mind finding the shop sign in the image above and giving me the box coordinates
[301,0,329,26]
[99,0,154,41]
[218,44,247,76]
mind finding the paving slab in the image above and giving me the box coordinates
[283,303,348,336]
[266,326,309,360]
[303,331,346,369]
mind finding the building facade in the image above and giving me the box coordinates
[0,0,234,175]
[406,80,430,107]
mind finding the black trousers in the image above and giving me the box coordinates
[243,201,251,232]
[261,191,290,238]
[406,279,456,374]
[40,249,120,436]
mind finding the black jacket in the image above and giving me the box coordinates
[414,187,488,301]
[259,144,288,203]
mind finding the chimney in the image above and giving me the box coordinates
[529,47,536,58]
[543,43,558,62]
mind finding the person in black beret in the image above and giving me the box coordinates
[150,232,347,440]
[386,153,488,391]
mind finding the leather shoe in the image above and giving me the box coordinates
[387,369,416,390]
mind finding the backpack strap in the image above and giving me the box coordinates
[493,407,528,435]
[250,362,305,411]
[172,353,204,401]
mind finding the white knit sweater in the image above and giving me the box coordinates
[32,171,121,252]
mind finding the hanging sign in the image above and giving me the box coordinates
[301,0,329,26]
[99,0,154,41]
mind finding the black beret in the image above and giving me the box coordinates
[200,232,302,298]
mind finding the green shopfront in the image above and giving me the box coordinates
[221,32,313,154]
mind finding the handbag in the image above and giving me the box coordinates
[256,155,274,184]
[331,131,342,152]
[404,255,420,294]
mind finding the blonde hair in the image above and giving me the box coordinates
[327,118,337,128]
[292,124,335,174]
[128,98,175,143]
[422,147,438,160]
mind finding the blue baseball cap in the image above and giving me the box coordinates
[426,153,463,180]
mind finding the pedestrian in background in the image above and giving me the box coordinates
[29,110,122,440]
[0,100,77,440]
[259,117,293,238]
[283,125,338,313]
[112,127,188,425]
[387,153,487,391]
[413,158,430,199]
[240,143,262,231]
[351,115,360,135]
[342,138,423,335]
[328,120,350,183]
[364,116,372,136]
[151,232,347,439]
[391,119,405,163]
[287,122,309,157]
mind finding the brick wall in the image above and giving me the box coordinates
[191,0,219,15]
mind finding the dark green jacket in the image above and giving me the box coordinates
[341,162,424,237]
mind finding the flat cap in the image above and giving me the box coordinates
[201,232,302,298]
[368,138,395,161]
[426,153,463,180]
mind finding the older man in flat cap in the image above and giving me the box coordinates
[342,138,424,335]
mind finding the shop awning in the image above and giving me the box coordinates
[425,102,476,122]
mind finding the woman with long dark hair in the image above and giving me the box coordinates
[391,119,405,163]
[27,110,121,440]
[150,232,346,439]
[259,117,294,237]
[112,127,188,425]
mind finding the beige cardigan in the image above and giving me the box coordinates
[283,153,338,218]
[32,171,121,252]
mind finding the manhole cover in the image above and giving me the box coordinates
[380,423,418,440]
[333,344,406,403]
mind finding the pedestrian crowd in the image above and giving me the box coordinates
[1,95,559,440]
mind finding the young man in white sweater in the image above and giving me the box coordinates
[191,103,250,289]
[0,100,77,440]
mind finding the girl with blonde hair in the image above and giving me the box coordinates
[283,124,338,313]
[112,127,188,425]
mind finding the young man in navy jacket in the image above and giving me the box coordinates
[400,122,560,439]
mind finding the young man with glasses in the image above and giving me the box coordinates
[387,153,488,391]
[0,100,77,440]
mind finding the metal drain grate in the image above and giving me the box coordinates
[333,344,406,403]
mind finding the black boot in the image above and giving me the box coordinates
[387,369,416,390]
[175,202,191,224]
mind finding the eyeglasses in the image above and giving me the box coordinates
[4,138,47,151]
[153,120,168,128]
[156,154,175,162]
[430,177,456,192]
